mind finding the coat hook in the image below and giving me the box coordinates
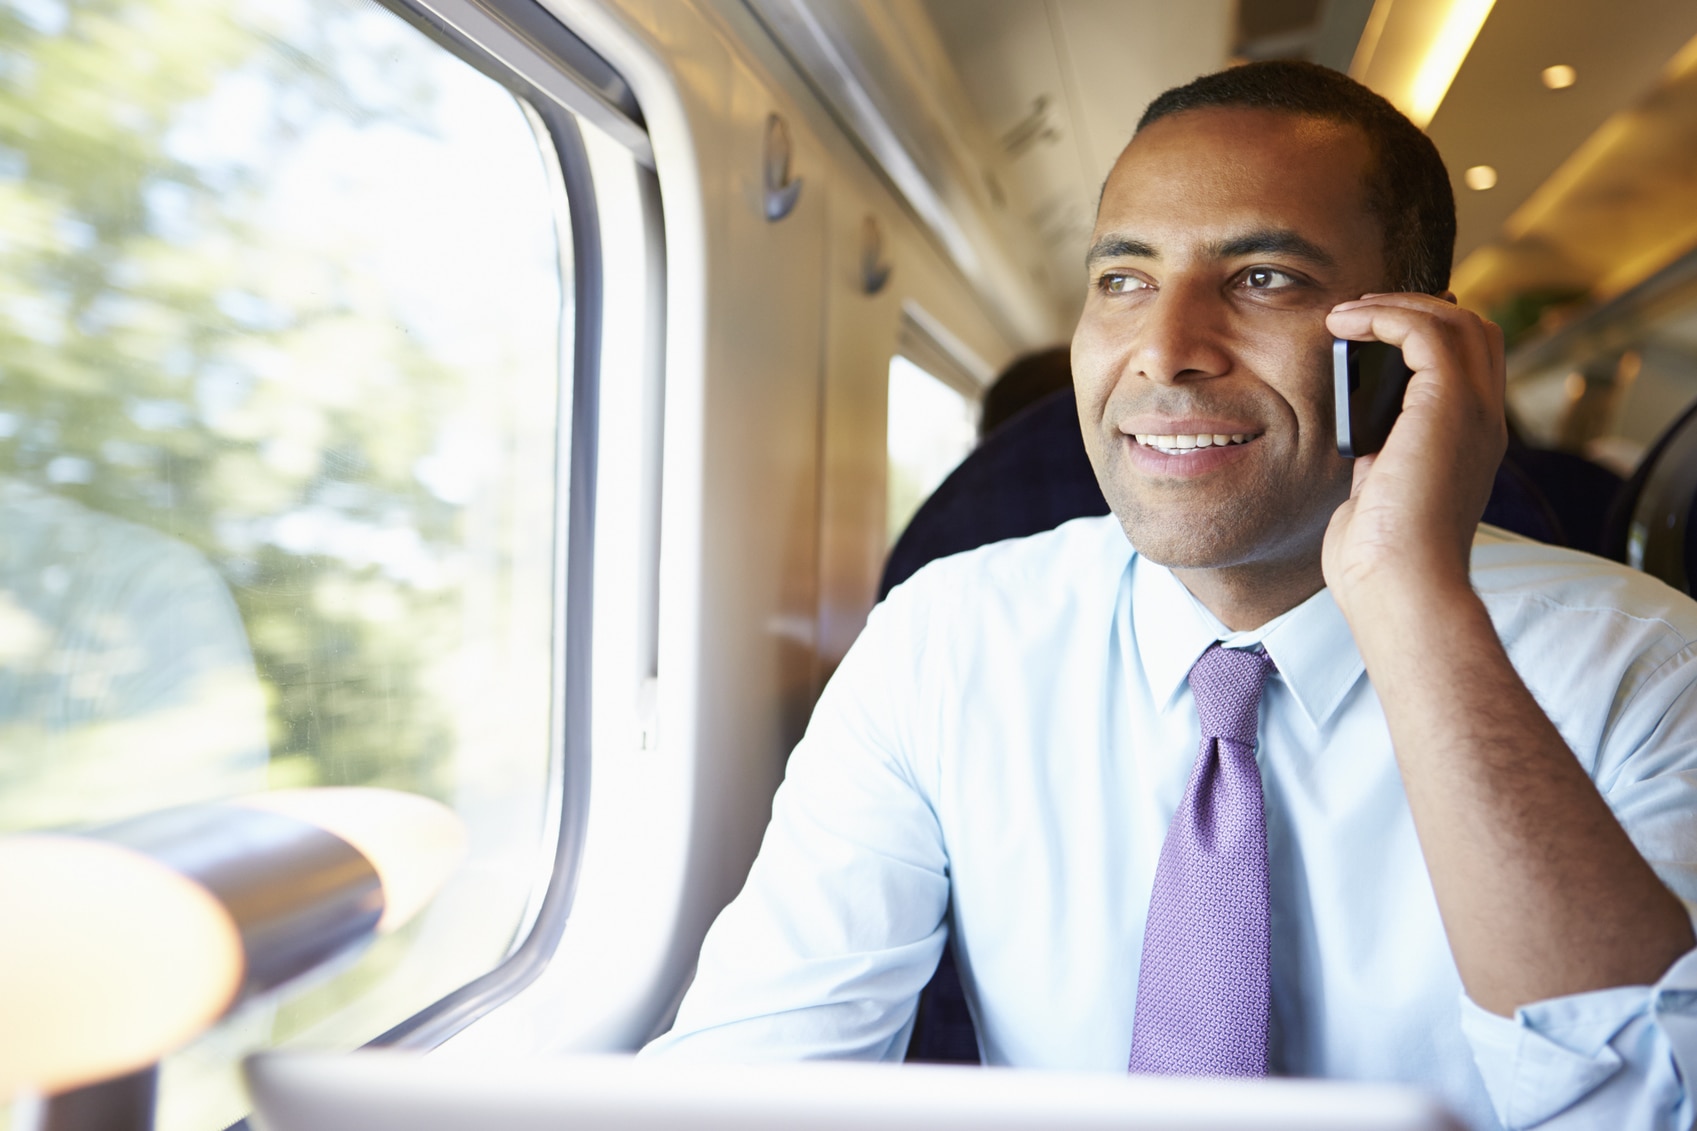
[860,215,892,295]
[763,113,802,222]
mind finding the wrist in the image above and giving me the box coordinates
[1341,580,1507,750]
[1334,563,1487,658]
[1332,554,1476,625]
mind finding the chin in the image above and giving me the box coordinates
[1112,497,1333,576]
[1106,470,1349,572]
[1115,514,1255,571]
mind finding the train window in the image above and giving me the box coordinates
[0,0,589,1126]
[885,355,979,544]
[1507,272,1697,476]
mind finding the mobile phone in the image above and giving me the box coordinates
[1333,338,1415,458]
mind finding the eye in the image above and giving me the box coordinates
[1239,266,1298,291]
[1097,272,1150,295]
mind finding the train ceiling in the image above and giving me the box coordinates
[751,0,1697,354]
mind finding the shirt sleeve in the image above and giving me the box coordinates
[641,582,952,1061]
[1458,949,1697,1130]
[1459,638,1697,1130]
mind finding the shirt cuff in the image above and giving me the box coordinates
[1459,948,1697,1129]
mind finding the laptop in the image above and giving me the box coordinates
[245,1050,1467,1131]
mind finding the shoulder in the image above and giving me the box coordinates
[843,516,1127,783]
[1469,527,1697,745]
[1471,524,1697,646]
[883,514,1131,619]
[869,515,1132,674]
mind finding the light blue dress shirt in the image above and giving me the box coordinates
[646,516,1697,1130]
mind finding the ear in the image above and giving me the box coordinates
[1438,290,1458,305]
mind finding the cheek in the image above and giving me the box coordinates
[1068,324,1117,414]
[1241,336,1333,438]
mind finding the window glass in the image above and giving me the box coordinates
[0,0,568,1127]
[886,354,979,544]
[1507,283,1697,477]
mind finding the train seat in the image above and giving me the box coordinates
[1504,434,1624,557]
[879,388,1108,601]
[1601,398,1697,593]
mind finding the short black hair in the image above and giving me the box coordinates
[1135,61,1455,296]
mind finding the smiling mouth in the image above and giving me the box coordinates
[1132,432,1260,455]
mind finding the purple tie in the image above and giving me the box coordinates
[1128,643,1276,1077]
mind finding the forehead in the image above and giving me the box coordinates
[1095,107,1379,254]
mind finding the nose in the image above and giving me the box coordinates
[1131,278,1232,387]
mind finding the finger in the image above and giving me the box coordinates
[1347,290,1459,305]
[1325,296,1487,346]
[1325,302,1497,399]
[1330,292,1452,313]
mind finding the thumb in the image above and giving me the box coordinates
[1350,452,1376,498]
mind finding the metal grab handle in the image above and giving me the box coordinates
[763,113,802,222]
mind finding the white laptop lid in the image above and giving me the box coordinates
[245,1051,1467,1131]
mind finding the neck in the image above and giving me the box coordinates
[1170,553,1327,632]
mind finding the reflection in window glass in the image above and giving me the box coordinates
[886,355,979,545]
[0,0,566,1127]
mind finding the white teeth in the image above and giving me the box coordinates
[1133,432,1255,452]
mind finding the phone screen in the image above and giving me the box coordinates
[1333,339,1414,458]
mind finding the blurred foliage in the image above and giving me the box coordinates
[0,0,482,806]
[0,3,561,1126]
[1490,287,1591,353]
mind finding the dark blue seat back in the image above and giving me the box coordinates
[1482,454,1565,548]
[1502,436,1622,557]
[880,388,1107,600]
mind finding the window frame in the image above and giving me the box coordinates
[345,0,656,1052]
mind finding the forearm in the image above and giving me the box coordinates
[1345,579,1694,1016]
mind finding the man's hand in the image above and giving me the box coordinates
[1319,292,1507,615]
[1316,293,1693,1016]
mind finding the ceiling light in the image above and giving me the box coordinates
[1542,64,1577,90]
[1464,164,1498,191]
[1407,0,1499,126]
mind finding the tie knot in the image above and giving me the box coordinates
[1187,643,1274,747]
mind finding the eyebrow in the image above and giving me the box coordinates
[1084,236,1156,268]
[1084,228,1337,271]
[1208,229,1337,268]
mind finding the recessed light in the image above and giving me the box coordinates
[1464,164,1498,191]
[1542,64,1577,90]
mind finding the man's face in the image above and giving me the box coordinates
[1072,107,1388,575]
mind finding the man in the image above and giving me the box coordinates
[645,62,1697,1130]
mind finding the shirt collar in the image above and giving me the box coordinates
[1127,553,1365,729]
